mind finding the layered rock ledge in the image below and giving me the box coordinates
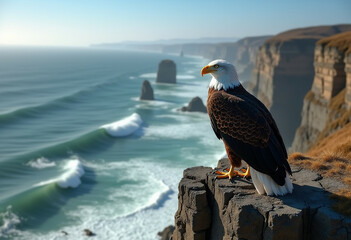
[248,25,351,147]
[291,31,351,152]
[172,159,351,240]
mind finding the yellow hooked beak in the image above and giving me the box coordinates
[201,65,217,76]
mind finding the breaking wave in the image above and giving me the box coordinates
[101,113,143,137]
[34,158,85,189]
[5,113,144,165]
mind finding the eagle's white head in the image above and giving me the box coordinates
[201,59,240,91]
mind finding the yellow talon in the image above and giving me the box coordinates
[216,166,251,179]
[216,166,238,179]
[237,166,251,178]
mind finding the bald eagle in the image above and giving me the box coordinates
[201,59,293,196]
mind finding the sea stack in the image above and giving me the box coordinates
[140,80,154,100]
[180,97,207,113]
[156,60,176,84]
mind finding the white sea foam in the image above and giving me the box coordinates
[144,120,216,143]
[86,159,173,216]
[7,157,220,240]
[177,74,195,79]
[0,206,21,238]
[139,73,156,78]
[143,181,172,210]
[13,160,181,240]
[139,73,195,80]
[34,158,85,189]
[57,159,85,188]
[101,113,143,137]
[74,161,180,240]
[27,157,56,169]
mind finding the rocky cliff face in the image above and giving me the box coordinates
[345,53,351,108]
[291,31,351,153]
[172,159,351,240]
[248,25,351,148]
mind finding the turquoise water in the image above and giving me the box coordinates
[0,47,224,239]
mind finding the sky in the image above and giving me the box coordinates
[0,0,351,47]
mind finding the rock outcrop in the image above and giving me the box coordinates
[158,225,175,240]
[156,60,176,84]
[291,31,351,153]
[140,80,154,100]
[247,25,351,148]
[172,159,351,240]
[180,97,207,113]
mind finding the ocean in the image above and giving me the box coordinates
[0,46,226,239]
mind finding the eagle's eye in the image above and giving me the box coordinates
[214,64,219,69]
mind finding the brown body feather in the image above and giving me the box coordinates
[207,85,292,185]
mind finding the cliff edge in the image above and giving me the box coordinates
[172,159,351,240]
[291,31,351,153]
[248,24,351,147]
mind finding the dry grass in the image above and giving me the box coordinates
[289,151,350,179]
[315,89,351,144]
[344,177,351,185]
[317,31,351,54]
[288,152,311,160]
[289,123,351,216]
[310,122,351,161]
[265,25,351,45]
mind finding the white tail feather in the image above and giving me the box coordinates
[250,167,293,196]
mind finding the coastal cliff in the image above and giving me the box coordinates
[291,31,351,153]
[247,25,351,147]
[171,159,351,240]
